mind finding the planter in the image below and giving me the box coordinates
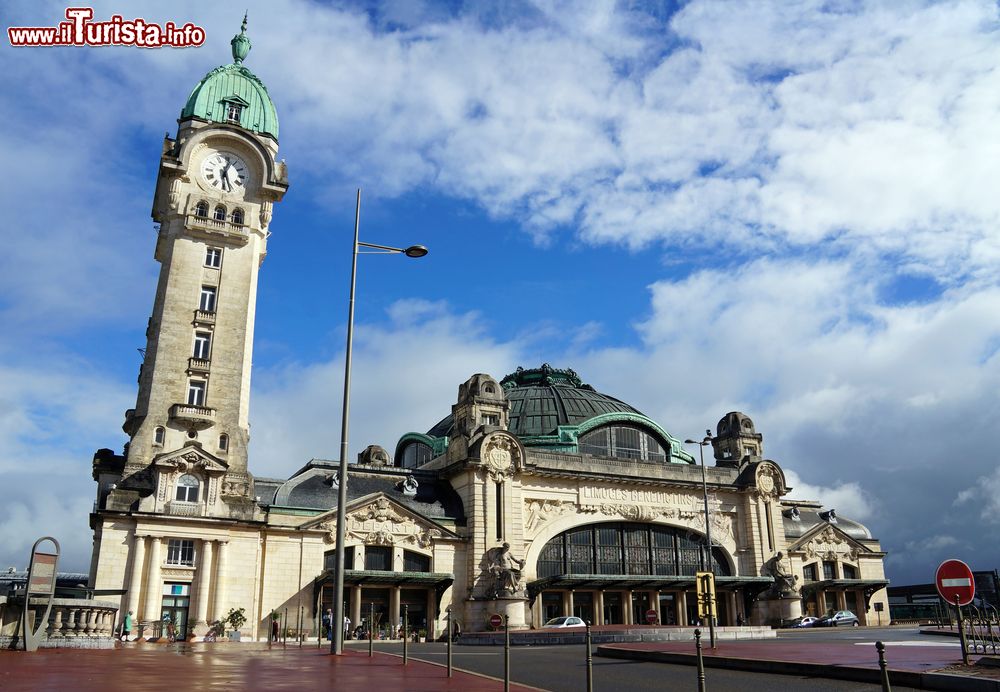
[228,631,241,642]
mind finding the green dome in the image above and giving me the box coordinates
[179,16,279,141]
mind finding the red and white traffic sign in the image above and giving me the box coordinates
[489,613,504,629]
[936,559,975,606]
[645,609,658,624]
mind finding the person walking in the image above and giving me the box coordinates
[122,610,133,642]
[323,608,333,641]
[343,615,351,641]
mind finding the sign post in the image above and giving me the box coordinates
[22,537,60,652]
[936,559,975,665]
[696,571,716,648]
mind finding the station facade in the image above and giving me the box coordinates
[87,23,889,640]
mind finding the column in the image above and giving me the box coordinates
[594,591,605,626]
[142,537,162,623]
[194,539,214,631]
[532,593,543,628]
[624,590,633,625]
[728,592,738,626]
[567,591,575,618]
[678,592,687,626]
[213,540,229,623]
[390,587,401,638]
[426,589,436,640]
[125,534,147,620]
[649,591,659,623]
[351,585,362,636]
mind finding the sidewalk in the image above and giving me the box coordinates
[0,643,538,692]
[598,639,1000,691]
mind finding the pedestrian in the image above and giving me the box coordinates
[271,615,280,642]
[122,610,133,642]
[343,614,351,640]
[323,608,333,641]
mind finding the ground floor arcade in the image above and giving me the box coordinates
[800,579,889,624]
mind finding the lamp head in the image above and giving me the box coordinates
[404,245,428,258]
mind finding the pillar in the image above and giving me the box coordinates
[142,537,161,623]
[678,592,688,626]
[351,585,362,636]
[624,590,633,625]
[595,591,605,626]
[390,587,401,637]
[567,591,575,618]
[194,539,214,631]
[213,540,229,623]
[532,592,543,627]
[728,591,738,626]
[125,534,146,621]
[426,589,436,640]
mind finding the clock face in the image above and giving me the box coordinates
[201,152,248,194]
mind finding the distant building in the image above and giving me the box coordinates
[87,22,889,640]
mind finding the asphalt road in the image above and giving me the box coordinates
[351,629,927,692]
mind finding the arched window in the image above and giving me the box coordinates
[400,442,432,469]
[175,474,200,503]
[213,205,226,222]
[195,201,209,218]
[218,433,229,452]
[153,426,165,445]
[578,425,667,462]
[231,208,244,225]
[537,522,731,578]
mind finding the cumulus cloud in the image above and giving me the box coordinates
[954,467,1000,523]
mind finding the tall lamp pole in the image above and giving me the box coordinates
[684,430,716,649]
[331,189,427,655]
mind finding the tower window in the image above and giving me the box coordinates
[231,208,244,225]
[226,103,243,123]
[482,413,499,426]
[195,201,209,218]
[166,539,195,566]
[193,332,212,360]
[219,433,229,452]
[175,474,200,503]
[199,286,217,313]
[213,206,226,222]
[187,380,206,407]
[205,247,222,268]
[153,426,165,446]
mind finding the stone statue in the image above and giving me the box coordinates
[764,551,799,597]
[486,542,526,597]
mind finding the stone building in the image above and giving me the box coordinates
[87,23,889,640]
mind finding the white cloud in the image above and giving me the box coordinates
[954,466,1000,523]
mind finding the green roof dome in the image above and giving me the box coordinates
[179,15,279,141]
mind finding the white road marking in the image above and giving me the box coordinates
[853,640,960,647]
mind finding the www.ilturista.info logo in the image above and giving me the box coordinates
[8,7,206,48]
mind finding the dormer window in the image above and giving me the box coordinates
[226,103,243,123]
[482,413,500,426]
[175,474,200,503]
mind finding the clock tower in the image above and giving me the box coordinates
[106,17,288,519]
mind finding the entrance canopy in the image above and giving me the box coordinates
[527,574,773,600]
[313,569,455,612]
[799,578,889,596]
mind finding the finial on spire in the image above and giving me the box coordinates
[231,12,252,64]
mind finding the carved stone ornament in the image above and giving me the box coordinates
[481,435,519,483]
[803,526,860,562]
[319,496,443,549]
[755,464,781,498]
[168,177,182,212]
[260,200,273,229]
[523,499,575,533]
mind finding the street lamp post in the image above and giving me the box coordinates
[331,189,427,655]
[684,430,716,649]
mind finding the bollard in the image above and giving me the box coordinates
[283,608,288,648]
[876,641,891,692]
[585,621,593,692]
[504,614,511,692]
[403,604,409,666]
[316,608,321,650]
[695,628,706,692]
[368,603,374,657]
[298,606,303,648]
[446,607,453,678]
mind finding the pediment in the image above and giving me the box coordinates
[301,492,460,548]
[787,523,876,562]
[152,445,228,475]
[221,94,250,107]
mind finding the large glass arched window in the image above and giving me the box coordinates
[537,522,731,578]
[175,474,200,503]
[400,442,432,469]
[578,425,667,462]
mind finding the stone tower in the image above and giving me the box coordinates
[108,17,288,517]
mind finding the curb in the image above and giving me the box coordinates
[595,645,1000,692]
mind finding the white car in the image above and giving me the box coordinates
[542,616,586,628]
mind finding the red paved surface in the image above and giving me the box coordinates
[606,639,976,672]
[0,643,538,692]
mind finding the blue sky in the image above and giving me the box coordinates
[3,0,1000,587]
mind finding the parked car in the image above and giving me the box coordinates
[786,616,820,628]
[542,616,586,628]
[818,610,859,627]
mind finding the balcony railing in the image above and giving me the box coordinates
[169,403,216,429]
[186,214,249,243]
[165,501,205,517]
[188,357,211,373]
[193,309,216,325]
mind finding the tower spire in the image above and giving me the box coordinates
[231,12,251,64]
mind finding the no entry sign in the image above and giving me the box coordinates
[936,559,975,606]
[489,613,504,629]
[645,609,658,624]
